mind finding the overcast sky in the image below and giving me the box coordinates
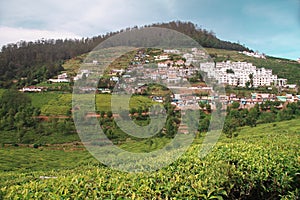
[0,0,299,60]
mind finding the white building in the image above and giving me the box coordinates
[240,51,266,59]
[49,72,70,83]
[154,54,169,61]
[200,61,282,87]
[20,86,45,92]
[74,69,91,81]
[164,49,180,54]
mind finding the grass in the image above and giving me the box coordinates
[26,93,157,115]
[28,92,60,108]
[95,94,156,112]
[1,117,297,173]
[62,54,87,76]
[0,147,79,172]
[40,94,72,116]
[0,129,80,145]
[0,145,96,173]
[119,137,171,153]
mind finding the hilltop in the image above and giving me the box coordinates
[0,21,250,88]
[1,20,298,88]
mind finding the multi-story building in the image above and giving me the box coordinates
[200,61,285,87]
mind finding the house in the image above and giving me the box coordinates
[154,54,169,61]
[285,84,297,89]
[110,69,125,75]
[175,60,185,66]
[58,73,68,79]
[158,60,173,68]
[48,72,70,83]
[240,51,266,59]
[98,88,111,93]
[74,70,91,81]
[110,76,119,82]
[164,49,180,54]
[20,86,46,92]
[48,78,69,83]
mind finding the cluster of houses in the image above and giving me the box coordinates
[168,92,300,111]
[19,48,299,112]
[200,61,287,87]
[108,49,205,95]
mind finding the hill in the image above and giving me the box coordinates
[59,46,300,87]
[0,118,299,199]
[0,21,250,88]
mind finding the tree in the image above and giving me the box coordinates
[0,90,38,131]
[246,106,260,127]
[129,108,137,116]
[231,101,240,109]
[199,102,205,110]
[236,78,240,87]
[205,104,211,112]
[166,118,176,138]
[198,117,210,133]
[245,81,250,89]
[100,111,105,118]
[249,73,254,88]
[106,111,113,118]
[223,118,239,138]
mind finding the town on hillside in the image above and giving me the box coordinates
[21,48,299,111]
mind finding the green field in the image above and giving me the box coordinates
[95,94,156,112]
[0,119,299,199]
[27,92,156,116]
[39,93,72,116]
[27,92,61,108]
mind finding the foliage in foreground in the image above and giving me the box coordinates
[0,119,299,199]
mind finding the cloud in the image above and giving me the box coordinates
[0,0,299,59]
[0,0,175,36]
[0,0,178,47]
[0,26,81,47]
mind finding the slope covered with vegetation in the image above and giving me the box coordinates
[0,119,299,199]
[0,21,250,88]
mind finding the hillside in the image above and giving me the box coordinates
[1,119,299,199]
[60,47,300,85]
[1,20,298,88]
[0,21,250,88]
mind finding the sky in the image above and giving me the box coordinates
[0,0,299,60]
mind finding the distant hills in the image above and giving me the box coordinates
[0,21,299,88]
